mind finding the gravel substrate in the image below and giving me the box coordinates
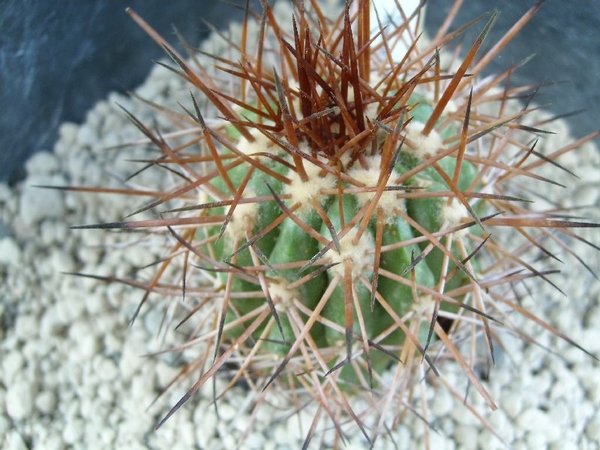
[2,4,600,449]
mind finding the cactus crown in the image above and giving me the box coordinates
[71,0,600,446]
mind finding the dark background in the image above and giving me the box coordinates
[0,0,260,185]
[425,0,600,140]
[1,0,598,185]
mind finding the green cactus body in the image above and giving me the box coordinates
[400,149,480,290]
[197,93,480,383]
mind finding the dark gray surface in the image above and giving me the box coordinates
[1,0,598,185]
[0,0,255,185]
[425,0,600,140]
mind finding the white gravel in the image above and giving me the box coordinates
[1,3,600,450]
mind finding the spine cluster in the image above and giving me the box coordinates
[70,1,599,446]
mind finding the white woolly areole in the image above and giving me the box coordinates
[197,188,209,208]
[236,128,276,156]
[327,230,373,280]
[404,121,443,159]
[283,148,336,215]
[410,294,435,316]
[347,154,405,224]
[269,279,299,313]
[224,189,260,238]
[441,197,469,237]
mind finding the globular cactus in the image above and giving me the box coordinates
[70,0,599,447]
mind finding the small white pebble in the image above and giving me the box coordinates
[19,183,65,227]
[0,237,22,265]
[76,123,98,147]
[56,295,86,324]
[118,342,145,379]
[25,151,60,175]
[429,429,456,450]
[40,432,65,450]
[0,182,12,202]
[96,383,116,404]
[39,305,64,337]
[94,357,119,382]
[245,431,266,449]
[430,389,454,416]
[49,249,76,273]
[215,402,237,422]
[586,414,600,441]
[5,379,36,420]
[2,352,25,383]
[219,432,237,449]
[14,314,38,341]
[515,408,551,433]
[84,292,106,315]
[129,373,155,401]
[35,390,58,415]
[154,361,180,390]
[62,417,85,444]
[499,391,523,419]
[56,121,79,146]
[4,430,29,450]
[525,431,549,448]
[454,424,479,449]
[194,405,218,447]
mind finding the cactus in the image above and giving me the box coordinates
[69,0,599,446]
